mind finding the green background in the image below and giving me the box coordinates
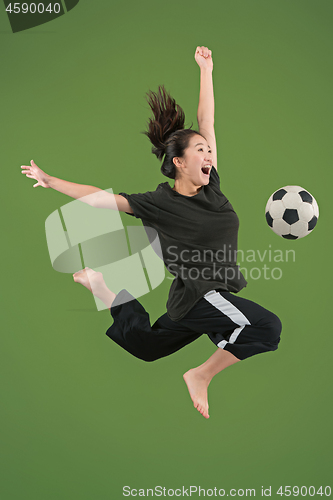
[1,0,332,498]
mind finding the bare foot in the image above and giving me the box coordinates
[183,369,210,419]
[73,267,116,308]
[73,267,104,292]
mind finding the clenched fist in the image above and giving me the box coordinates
[195,46,213,70]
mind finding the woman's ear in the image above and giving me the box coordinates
[173,157,183,169]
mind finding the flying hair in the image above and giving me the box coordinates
[142,85,203,179]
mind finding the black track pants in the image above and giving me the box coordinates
[105,289,282,362]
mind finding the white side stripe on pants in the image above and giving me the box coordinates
[203,290,251,349]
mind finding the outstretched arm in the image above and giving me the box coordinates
[195,46,217,170]
[21,160,133,213]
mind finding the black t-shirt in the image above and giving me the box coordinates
[119,167,247,321]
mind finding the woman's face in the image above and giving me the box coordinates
[175,134,213,186]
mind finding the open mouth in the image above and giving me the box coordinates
[201,166,210,175]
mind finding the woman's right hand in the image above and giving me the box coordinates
[194,46,213,71]
[21,160,51,188]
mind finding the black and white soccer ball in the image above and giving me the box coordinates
[265,186,319,239]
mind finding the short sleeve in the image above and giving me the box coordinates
[118,191,160,223]
[209,166,221,190]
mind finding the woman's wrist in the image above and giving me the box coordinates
[200,66,213,74]
[47,175,56,189]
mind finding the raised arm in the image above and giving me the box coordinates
[21,160,133,213]
[195,46,217,170]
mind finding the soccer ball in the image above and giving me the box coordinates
[265,186,319,239]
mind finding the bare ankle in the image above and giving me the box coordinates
[189,366,211,385]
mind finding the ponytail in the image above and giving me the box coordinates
[142,85,202,179]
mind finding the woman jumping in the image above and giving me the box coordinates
[21,46,282,419]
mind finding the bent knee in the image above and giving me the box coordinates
[263,312,282,342]
[270,313,282,336]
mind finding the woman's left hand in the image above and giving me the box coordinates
[194,46,213,70]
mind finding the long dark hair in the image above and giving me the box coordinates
[142,85,204,179]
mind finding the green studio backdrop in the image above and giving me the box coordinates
[1,0,332,499]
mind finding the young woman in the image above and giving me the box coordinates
[21,46,282,419]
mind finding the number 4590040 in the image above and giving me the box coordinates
[5,3,61,14]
